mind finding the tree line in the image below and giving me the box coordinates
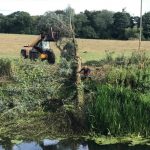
[0,9,150,40]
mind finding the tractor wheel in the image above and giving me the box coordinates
[46,50,55,64]
[29,50,39,60]
[21,49,28,59]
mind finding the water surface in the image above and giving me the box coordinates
[0,139,150,150]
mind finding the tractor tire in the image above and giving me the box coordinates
[46,50,55,64]
[21,49,28,59]
[29,50,39,60]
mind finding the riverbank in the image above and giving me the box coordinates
[0,109,150,146]
[0,52,150,145]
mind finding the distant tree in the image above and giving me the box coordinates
[1,16,11,33]
[130,16,140,28]
[84,10,93,24]
[112,12,130,39]
[125,27,139,40]
[74,13,89,37]
[55,10,65,15]
[3,9,150,41]
[30,15,42,34]
[81,26,97,38]
[5,11,32,34]
[0,13,5,32]
[142,12,150,39]
[92,10,114,39]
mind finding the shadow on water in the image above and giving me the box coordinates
[0,139,150,150]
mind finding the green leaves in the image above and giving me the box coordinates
[0,59,63,115]
[87,84,150,135]
[86,52,150,136]
[143,12,150,39]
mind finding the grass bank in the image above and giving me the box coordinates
[85,52,150,136]
[0,52,150,141]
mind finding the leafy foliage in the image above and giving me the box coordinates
[4,11,32,34]
[142,12,150,39]
[112,12,130,39]
[87,84,150,135]
[0,59,63,115]
[85,52,150,136]
[1,9,150,39]
[0,58,11,77]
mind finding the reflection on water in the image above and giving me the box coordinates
[0,139,150,150]
[12,142,42,150]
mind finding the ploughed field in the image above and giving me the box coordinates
[0,33,150,62]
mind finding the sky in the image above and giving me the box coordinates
[0,0,150,16]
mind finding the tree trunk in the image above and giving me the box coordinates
[72,37,84,108]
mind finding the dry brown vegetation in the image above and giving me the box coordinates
[0,34,150,62]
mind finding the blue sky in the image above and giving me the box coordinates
[0,0,150,16]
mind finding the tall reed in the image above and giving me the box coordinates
[87,83,150,136]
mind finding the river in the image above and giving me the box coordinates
[0,139,150,150]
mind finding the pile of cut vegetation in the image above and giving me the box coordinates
[0,58,74,139]
[0,59,12,84]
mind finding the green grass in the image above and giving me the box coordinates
[85,52,150,136]
[87,84,150,135]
